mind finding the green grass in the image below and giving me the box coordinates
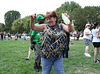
[0,38,100,74]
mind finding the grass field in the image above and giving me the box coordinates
[0,38,100,74]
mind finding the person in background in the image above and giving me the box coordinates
[63,32,70,58]
[74,33,76,40]
[8,32,11,40]
[83,24,92,57]
[97,25,100,38]
[19,33,22,40]
[0,32,4,41]
[25,15,45,71]
[22,32,27,41]
[4,32,6,40]
[91,22,100,63]
[76,32,80,40]
[30,11,73,74]
[16,32,18,39]
[13,33,17,40]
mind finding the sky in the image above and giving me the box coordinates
[0,0,100,23]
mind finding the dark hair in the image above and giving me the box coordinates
[45,11,58,23]
[93,22,99,29]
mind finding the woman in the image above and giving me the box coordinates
[22,32,27,41]
[92,22,100,63]
[30,11,73,74]
[83,24,92,57]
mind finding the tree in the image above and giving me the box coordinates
[22,16,30,33]
[83,6,100,24]
[4,10,21,33]
[71,6,100,32]
[0,23,5,32]
[12,14,45,34]
[12,16,30,33]
[69,1,81,13]
[56,1,81,23]
[12,18,24,33]
[71,8,86,32]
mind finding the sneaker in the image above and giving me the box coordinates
[84,53,91,57]
[94,59,100,63]
[39,66,42,70]
[24,57,29,60]
[34,66,39,72]
[34,64,37,69]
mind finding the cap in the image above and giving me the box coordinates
[36,15,44,20]
[85,24,91,27]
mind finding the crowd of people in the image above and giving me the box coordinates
[0,10,100,74]
[0,32,28,41]
[28,11,100,74]
[25,11,73,74]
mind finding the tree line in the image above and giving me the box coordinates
[0,1,100,34]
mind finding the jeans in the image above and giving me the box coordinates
[23,36,27,41]
[41,56,65,74]
[8,37,11,40]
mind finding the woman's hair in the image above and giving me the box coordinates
[45,11,58,23]
[93,22,99,29]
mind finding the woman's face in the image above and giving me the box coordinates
[46,17,56,27]
[87,25,90,29]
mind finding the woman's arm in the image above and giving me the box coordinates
[85,32,92,35]
[62,22,74,32]
[97,31,99,38]
[90,31,93,41]
[30,14,46,32]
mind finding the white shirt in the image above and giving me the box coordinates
[83,28,92,40]
[92,28,100,42]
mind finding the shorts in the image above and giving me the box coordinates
[8,37,11,40]
[34,44,41,63]
[93,42,100,48]
[30,42,36,50]
[23,37,27,40]
[83,38,91,46]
